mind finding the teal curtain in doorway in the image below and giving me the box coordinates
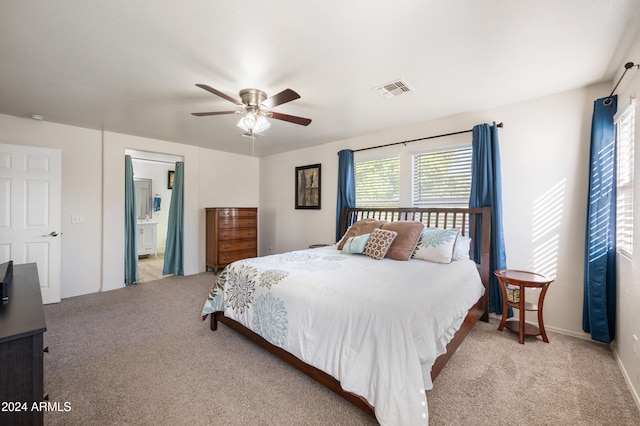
[124,155,139,285]
[163,161,184,276]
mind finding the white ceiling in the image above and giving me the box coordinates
[1,1,639,157]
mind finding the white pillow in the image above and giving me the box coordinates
[452,234,471,261]
[413,227,459,264]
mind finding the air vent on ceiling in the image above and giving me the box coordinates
[373,79,414,98]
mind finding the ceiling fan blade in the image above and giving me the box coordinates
[195,84,243,105]
[270,111,312,126]
[263,88,300,108]
[191,111,238,116]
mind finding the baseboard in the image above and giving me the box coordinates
[544,325,595,342]
[612,346,640,413]
[488,313,595,342]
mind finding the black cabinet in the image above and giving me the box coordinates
[0,263,47,426]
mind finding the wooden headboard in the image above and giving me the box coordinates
[340,206,492,307]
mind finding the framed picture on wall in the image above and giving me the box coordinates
[295,163,321,209]
[168,170,175,189]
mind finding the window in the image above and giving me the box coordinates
[615,99,635,257]
[412,146,472,207]
[355,157,399,207]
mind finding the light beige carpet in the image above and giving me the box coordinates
[42,273,639,425]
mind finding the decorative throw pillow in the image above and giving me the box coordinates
[452,234,471,261]
[341,233,371,254]
[363,228,398,260]
[337,218,387,250]
[413,227,459,264]
[381,221,424,261]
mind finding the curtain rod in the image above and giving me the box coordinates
[604,61,639,106]
[339,122,503,155]
[130,156,177,165]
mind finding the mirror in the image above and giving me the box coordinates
[134,178,152,221]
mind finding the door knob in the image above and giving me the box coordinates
[43,231,59,237]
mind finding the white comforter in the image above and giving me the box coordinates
[201,246,484,425]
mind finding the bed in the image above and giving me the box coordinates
[201,207,491,425]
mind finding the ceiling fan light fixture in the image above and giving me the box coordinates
[237,112,256,131]
[253,114,271,133]
[236,110,270,133]
[193,84,310,134]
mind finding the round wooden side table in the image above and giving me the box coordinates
[494,269,554,344]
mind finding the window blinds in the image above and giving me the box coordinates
[615,98,635,257]
[355,157,400,207]
[412,146,472,207]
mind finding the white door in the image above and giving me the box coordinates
[0,143,61,304]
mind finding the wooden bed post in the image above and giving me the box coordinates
[210,312,218,331]
[479,208,491,322]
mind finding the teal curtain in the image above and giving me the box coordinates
[124,155,139,285]
[336,149,356,241]
[583,96,617,344]
[470,122,508,315]
[163,162,184,276]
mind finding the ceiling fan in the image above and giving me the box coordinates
[191,84,312,137]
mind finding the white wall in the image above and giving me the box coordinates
[0,114,103,299]
[261,84,603,340]
[103,133,260,289]
[260,143,340,254]
[0,114,260,297]
[197,148,260,268]
[611,32,640,407]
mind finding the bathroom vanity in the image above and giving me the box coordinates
[137,222,158,257]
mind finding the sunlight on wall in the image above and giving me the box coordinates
[529,179,566,278]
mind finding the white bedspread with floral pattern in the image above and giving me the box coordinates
[201,246,484,426]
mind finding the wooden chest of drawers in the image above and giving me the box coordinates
[0,263,47,426]
[206,208,258,274]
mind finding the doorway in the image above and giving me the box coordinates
[126,149,182,282]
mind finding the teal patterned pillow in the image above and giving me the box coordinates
[341,233,371,254]
[413,227,459,263]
